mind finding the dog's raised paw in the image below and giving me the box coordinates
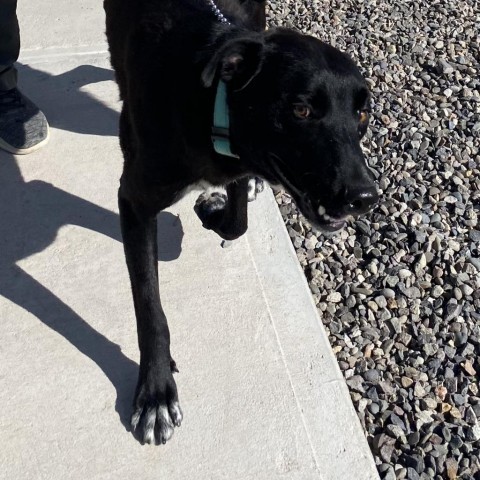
[194,191,227,230]
[248,177,265,202]
[195,191,227,213]
[131,374,183,445]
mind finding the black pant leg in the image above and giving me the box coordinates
[0,0,20,91]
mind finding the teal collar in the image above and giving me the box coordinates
[212,80,239,158]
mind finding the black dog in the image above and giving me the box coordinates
[104,0,378,445]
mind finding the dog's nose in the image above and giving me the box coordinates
[342,186,378,216]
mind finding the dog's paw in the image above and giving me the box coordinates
[194,191,227,230]
[131,371,183,445]
[248,177,265,202]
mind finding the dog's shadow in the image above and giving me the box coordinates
[0,65,185,432]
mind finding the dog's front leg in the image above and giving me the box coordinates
[119,189,182,445]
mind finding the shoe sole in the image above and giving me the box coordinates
[0,124,50,155]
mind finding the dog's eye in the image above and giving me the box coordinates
[293,104,311,119]
[358,110,369,123]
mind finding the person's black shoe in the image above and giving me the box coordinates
[0,88,49,154]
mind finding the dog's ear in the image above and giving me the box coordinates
[202,37,265,91]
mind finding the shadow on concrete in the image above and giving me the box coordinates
[0,152,184,431]
[17,63,119,137]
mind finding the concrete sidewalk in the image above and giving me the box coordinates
[0,2,379,479]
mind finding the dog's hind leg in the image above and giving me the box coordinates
[194,176,250,241]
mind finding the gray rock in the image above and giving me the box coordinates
[346,375,365,393]
[408,431,420,446]
[450,435,463,450]
[364,369,381,384]
[325,290,342,304]
[467,257,480,271]
[469,230,480,242]
[375,295,388,309]
[381,288,396,299]
[465,406,478,425]
[437,59,454,74]
[465,425,480,442]
[407,467,420,480]
[404,454,425,474]
[383,466,396,480]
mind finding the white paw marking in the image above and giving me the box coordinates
[169,401,183,426]
[248,178,257,201]
[131,409,142,430]
[144,428,155,445]
[248,178,265,202]
[158,405,173,427]
[143,407,157,444]
[157,406,174,443]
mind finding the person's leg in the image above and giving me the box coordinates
[0,0,20,91]
[0,0,49,155]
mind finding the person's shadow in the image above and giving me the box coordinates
[0,64,184,432]
[17,62,119,137]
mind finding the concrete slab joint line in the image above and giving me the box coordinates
[246,234,321,472]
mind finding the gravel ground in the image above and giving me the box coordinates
[267,1,480,479]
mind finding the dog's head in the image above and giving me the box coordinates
[203,28,379,232]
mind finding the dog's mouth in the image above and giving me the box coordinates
[314,211,349,232]
[305,201,352,233]
[267,153,349,233]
